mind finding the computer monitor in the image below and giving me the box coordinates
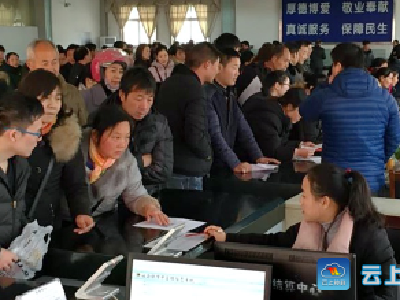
[126,253,272,300]
[214,242,356,300]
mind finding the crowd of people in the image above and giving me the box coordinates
[0,33,400,299]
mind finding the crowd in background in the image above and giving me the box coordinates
[0,33,400,299]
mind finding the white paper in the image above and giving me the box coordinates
[144,234,206,252]
[134,218,205,232]
[251,163,279,172]
[293,156,322,164]
[16,279,66,300]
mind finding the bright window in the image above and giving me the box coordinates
[174,6,206,44]
[123,7,156,46]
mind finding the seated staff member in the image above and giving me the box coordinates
[0,93,43,271]
[18,70,94,232]
[206,48,279,174]
[85,104,169,224]
[205,163,396,300]
[243,86,315,162]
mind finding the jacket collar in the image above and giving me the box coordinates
[46,115,82,162]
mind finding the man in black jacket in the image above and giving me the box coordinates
[206,49,279,173]
[103,67,173,187]
[310,41,326,76]
[0,93,43,271]
[157,42,220,189]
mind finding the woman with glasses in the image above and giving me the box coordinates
[18,69,94,233]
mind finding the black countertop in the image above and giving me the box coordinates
[0,161,313,298]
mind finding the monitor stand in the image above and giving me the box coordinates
[75,255,123,300]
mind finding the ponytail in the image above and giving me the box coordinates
[345,171,380,224]
[307,164,382,225]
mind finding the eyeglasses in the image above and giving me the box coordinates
[3,127,42,138]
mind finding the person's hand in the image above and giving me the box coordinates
[74,215,95,234]
[256,157,281,165]
[233,162,252,174]
[0,249,17,272]
[294,148,315,158]
[301,141,315,148]
[204,226,226,242]
[144,205,170,226]
[142,154,152,168]
[234,172,253,182]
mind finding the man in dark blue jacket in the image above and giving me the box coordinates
[300,43,400,193]
[206,49,279,174]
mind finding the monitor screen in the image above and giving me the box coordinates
[214,242,356,300]
[126,254,272,300]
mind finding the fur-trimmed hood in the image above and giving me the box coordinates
[48,114,82,162]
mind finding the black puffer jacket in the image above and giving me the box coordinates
[26,115,91,227]
[157,65,212,176]
[242,94,300,162]
[0,157,30,248]
[104,93,174,185]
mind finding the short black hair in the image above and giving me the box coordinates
[278,88,305,108]
[331,43,364,69]
[155,44,168,56]
[273,40,280,45]
[241,41,250,47]
[285,42,300,54]
[67,44,79,51]
[186,42,221,69]
[168,44,184,56]
[0,45,4,52]
[297,40,311,47]
[219,48,241,66]
[114,41,125,49]
[57,45,66,55]
[92,104,132,145]
[85,43,97,52]
[0,91,44,135]
[371,58,388,68]
[19,69,60,99]
[264,70,289,90]
[363,40,371,46]
[120,67,156,96]
[6,52,18,61]
[214,33,241,51]
[240,50,254,65]
[74,46,89,62]
[373,67,393,79]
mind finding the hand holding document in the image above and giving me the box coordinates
[134,218,205,232]
[136,218,207,253]
[251,163,279,172]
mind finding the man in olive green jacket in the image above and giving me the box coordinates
[26,40,88,126]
